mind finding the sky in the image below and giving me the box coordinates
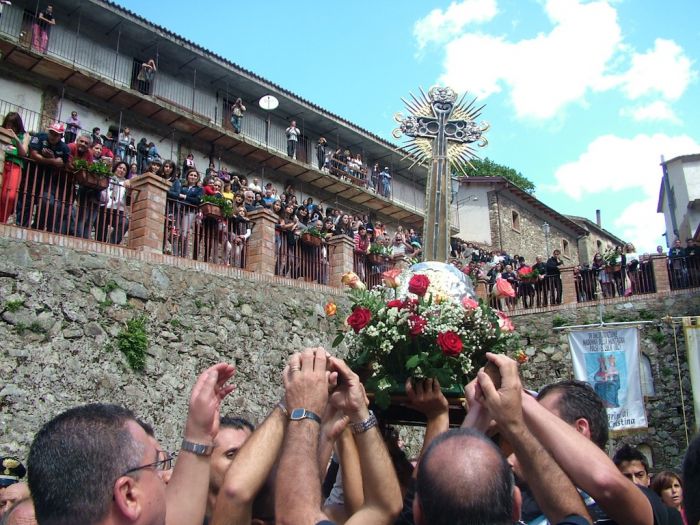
[116,0,700,253]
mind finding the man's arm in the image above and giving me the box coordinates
[276,349,331,525]
[478,354,590,525]
[166,363,236,525]
[522,391,653,525]
[329,357,403,525]
[211,404,287,525]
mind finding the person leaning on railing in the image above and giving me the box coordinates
[96,161,131,244]
[167,168,202,258]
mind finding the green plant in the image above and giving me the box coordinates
[4,299,24,312]
[170,318,192,331]
[28,321,46,334]
[102,281,119,293]
[200,195,234,218]
[305,226,322,238]
[637,309,656,321]
[73,159,112,178]
[649,331,666,347]
[72,159,90,171]
[369,243,391,256]
[15,322,26,335]
[194,299,205,309]
[552,316,567,328]
[602,248,620,266]
[116,317,149,371]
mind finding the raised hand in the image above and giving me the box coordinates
[185,362,236,443]
[405,377,448,420]
[283,347,330,416]
[327,356,369,422]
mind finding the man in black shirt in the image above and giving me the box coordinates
[546,249,564,304]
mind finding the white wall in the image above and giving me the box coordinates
[0,77,44,131]
[455,185,491,243]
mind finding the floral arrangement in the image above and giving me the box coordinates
[305,226,323,238]
[333,264,520,409]
[517,267,540,282]
[602,248,621,267]
[72,159,112,178]
[368,243,392,256]
[200,194,234,218]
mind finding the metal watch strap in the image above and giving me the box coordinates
[349,410,377,435]
[180,439,214,456]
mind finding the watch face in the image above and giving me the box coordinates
[290,408,306,420]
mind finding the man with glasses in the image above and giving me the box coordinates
[27,363,236,525]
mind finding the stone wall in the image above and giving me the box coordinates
[511,295,699,470]
[1,234,698,472]
[488,190,581,264]
[0,235,349,457]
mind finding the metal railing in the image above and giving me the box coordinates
[274,230,329,284]
[2,157,131,245]
[668,256,700,290]
[353,252,396,289]
[163,198,249,268]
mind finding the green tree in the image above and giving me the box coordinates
[466,157,536,194]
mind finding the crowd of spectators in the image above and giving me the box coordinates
[1,350,696,525]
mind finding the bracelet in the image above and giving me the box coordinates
[349,410,378,435]
[180,439,214,456]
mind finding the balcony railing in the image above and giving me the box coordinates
[274,230,329,285]
[0,5,434,220]
[353,252,396,289]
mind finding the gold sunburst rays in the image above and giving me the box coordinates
[393,85,489,172]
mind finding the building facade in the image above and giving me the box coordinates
[658,153,700,245]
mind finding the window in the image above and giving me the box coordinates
[640,353,655,397]
[596,240,602,250]
[562,239,570,257]
[512,210,520,231]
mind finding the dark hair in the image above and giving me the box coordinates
[416,428,513,525]
[651,470,681,496]
[112,161,129,176]
[683,434,700,525]
[28,404,143,525]
[612,444,649,472]
[220,416,255,433]
[2,112,26,134]
[162,159,177,180]
[538,380,609,449]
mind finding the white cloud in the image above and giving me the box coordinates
[413,0,498,50]
[548,133,700,253]
[618,39,694,101]
[438,0,622,119]
[549,133,700,200]
[619,101,681,124]
[613,198,666,254]
[421,0,695,121]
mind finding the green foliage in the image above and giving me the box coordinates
[637,309,656,321]
[73,159,111,178]
[200,195,234,218]
[4,299,24,312]
[194,299,205,309]
[116,317,149,371]
[368,243,392,256]
[305,226,322,238]
[552,316,567,328]
[466,157,536,194]
[170,318,192,331]
[102,281,119,294]
[649,331,666,347]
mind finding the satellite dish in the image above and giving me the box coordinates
[259,95,279,111]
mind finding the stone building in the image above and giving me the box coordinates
[658,153,700,244]
[454,176,589,264]
[568,211,626,265]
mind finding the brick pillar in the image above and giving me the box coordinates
[560,266,577,305]
[127,173,171,253]
[327,235,355,288]
[245,208,277,276]
[650,255,671,293]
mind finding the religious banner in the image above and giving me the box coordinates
[683,317,700,434]
[568,327,647,431]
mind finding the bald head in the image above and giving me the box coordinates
[415,429,515,525]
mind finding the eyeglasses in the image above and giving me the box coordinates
[122,451,176,477]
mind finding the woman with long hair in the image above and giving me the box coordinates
[0,112,30,223]
[167,168,202,257]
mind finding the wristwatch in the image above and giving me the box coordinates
[349,410,378,435]
[289,408,322,424]
[180,439,214,456]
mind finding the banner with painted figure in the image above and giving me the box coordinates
[684,317,700,434]
[568,328,647,431]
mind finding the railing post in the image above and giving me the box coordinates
[650,255,671,293]
[474,279,489,303]
[127,173,171,253]
[327,235,355,288]
[560,266,577,305]
[245,208,277,276]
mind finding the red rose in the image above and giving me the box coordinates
[437,331,463,356]
[408,314,427,336]
[386,299,403,309]
[347,307,372,333]
[408,274,430,297]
